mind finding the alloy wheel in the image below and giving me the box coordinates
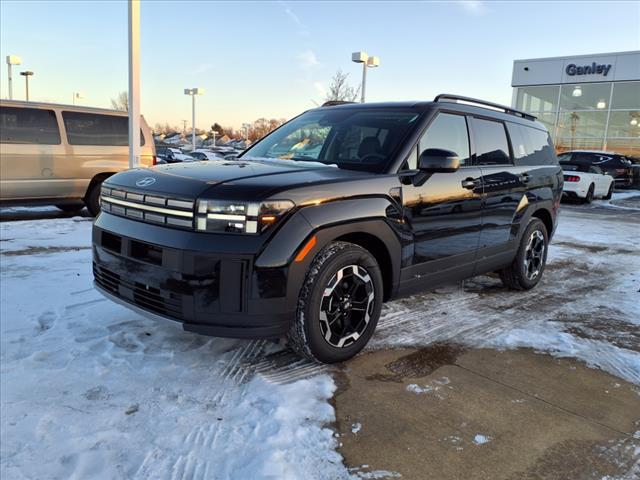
[319,265,375,348]
[523,230,545,281]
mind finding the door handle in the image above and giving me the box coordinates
[461,178,477,190]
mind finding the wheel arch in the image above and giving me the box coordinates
[84,172,114,200]
[333,231,394,302]
[530,207,553,237]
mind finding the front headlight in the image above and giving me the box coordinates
[195,199,294,234]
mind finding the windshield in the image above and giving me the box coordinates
[242,108,421,173]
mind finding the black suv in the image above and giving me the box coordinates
[92,95,562,363]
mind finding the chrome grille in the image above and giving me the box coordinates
[100,186,195,229]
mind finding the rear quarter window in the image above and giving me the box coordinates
[506,122,556,166]
[62,111,145,146]
[0,106,61,145]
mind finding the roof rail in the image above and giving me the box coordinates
[321,100,356,107]
[433,94,537,121]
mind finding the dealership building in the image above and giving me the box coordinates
[511,50,640,156]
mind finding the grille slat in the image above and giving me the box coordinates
[101,187,194,230]
[94,264,183,319]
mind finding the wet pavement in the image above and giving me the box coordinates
[334,347,640,480]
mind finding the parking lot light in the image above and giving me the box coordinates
[19,71,34,101]
[184,87,205,152]
[6,55,22,100]
[352,51,381,103]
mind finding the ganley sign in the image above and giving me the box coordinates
[566,62,612,77]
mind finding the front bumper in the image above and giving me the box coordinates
[92,213,295,339]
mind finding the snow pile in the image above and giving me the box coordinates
[472,434,492,446]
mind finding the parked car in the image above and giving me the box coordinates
[0,100,155,215]
[560,162,614,202]
[92,95,561,363]
[190,150,225,161]
[557,150,637,188]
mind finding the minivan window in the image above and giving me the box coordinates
[418,113,470,166]
[62,111,145,146]
[0,107,61,145]
[473,118,511,166]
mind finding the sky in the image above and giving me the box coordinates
[1,1,639,130]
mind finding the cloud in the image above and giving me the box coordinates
[191,63,213,75]
[280,1,310,36]
[298,49,321,69]
[457,0,487,15]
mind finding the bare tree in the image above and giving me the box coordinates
[111,91,128,111]
[324,70,360,103]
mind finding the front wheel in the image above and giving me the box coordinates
[500,218,549,291]
[85,181,103,217]
[287,241,383,363]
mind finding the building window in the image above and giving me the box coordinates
[515,86,559,113]
[611,81,640,110]
[559,83,612,111]
[557,111,608,138]
[607,111,640,138]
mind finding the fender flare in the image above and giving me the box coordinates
[255,197,403,308]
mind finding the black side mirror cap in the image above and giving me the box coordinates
[418,148,460,173]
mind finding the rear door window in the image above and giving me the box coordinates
[62,111,145,146]
[472,118,511,165]
[0,106,61,144]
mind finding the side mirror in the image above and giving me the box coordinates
[418,148,460,173]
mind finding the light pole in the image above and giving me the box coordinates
[351,51,380,103]
[20,71,34,101]
[6,55,22,100]
[72,92,84,105]
[184,88,205,151]
[128,0,141,169]
[242,123,251,141]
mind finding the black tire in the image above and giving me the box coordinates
[287,241,383,364]
[55,202,85,213]
[583,184,595,204]
[499,218,549,291]
[85,181,103,217]
[603,182,614,200]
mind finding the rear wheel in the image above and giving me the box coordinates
[287,241,383,363]
[603,182,614,200]
[500,218,548,291]
[85,181,103,217]
[583,184,595,204]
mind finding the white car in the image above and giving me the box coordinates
[190,149,226,161]
[561,161,615,203]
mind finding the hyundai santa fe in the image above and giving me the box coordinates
[92,95,563,363]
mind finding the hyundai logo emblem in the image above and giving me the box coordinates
[136,177,156,187]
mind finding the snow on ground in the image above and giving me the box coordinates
[1,218,349,479]
[1,193,639,478]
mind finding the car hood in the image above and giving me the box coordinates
[104,158,371,199]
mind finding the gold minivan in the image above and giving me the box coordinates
[0,100,156,215]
